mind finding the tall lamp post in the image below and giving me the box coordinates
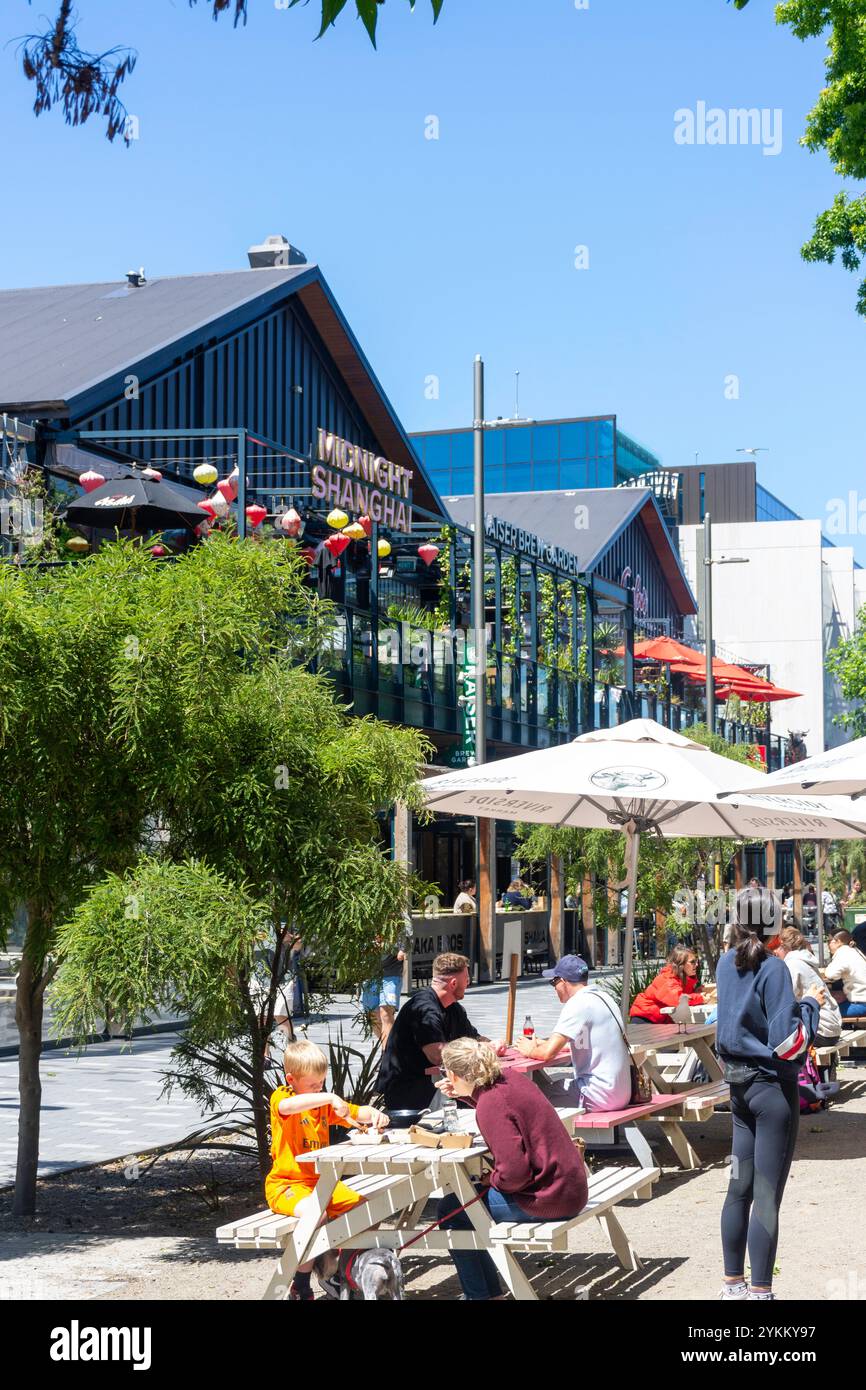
[470,356,533,985]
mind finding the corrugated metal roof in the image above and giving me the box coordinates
[445,486,696,614]
[0,266,312,410]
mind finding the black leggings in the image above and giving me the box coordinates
[721,1075,799,1288]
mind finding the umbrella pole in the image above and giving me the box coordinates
[815,840,826,968]
[620,822,641,1027]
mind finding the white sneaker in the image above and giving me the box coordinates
[719,1281,749,1299]
[748,1289,776,1300]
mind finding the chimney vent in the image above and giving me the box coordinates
[247,235,307,269]
[126,267,146,287]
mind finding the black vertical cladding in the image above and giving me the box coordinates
[595,515,681,634]
[72,296,381,484]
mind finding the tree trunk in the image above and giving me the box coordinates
[13,949,45,1217]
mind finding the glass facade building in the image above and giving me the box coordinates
[411,417,659,498]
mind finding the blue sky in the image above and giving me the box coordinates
[1,0,864,554]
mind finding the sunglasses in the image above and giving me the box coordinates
[550,976,563,987]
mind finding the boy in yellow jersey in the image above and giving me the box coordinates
[266,1040,389,1300]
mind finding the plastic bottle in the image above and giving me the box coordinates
[523,1015,534,1039]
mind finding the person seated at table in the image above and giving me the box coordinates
[436,1038,589,1300]
[821,930,866,1017]
[629,946,706,1024]
[768,928,842,1048]
[499,878,534,911]
[513,954,632,1111]
[376,953,506,1119]
[265,1041,389,1301]
[453,880,477,914]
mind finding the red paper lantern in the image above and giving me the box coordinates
[324,533,351,559]
[280,507,303,537]
[197,500,217,521]
[217,477,236,504]
[358,515,373,537]
[245,503,268,528]
[299,545,317,565]
[142,467,163,481]
[418,544,440,566]
[80,470,105,493]
[151,544,166,557]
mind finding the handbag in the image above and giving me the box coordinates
[594,990,653,1104]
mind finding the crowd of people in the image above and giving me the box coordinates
[261,880,865,1301]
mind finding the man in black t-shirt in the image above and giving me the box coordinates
[377,952,505,1114]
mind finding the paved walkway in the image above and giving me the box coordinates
[0,976,615,1186]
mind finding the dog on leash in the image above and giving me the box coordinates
[312,1247,404,1301]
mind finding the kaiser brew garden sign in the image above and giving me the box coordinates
[312,428,414,534]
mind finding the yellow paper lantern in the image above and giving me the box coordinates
[193,463,218,486]
[66,536,89,553]
[377,539,391,558]
[343,522,366,541]
[326,508,349,530]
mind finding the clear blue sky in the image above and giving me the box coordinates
[1,0,864,554]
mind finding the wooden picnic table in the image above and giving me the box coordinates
[626,1020,722,1091]
[215,1130,660,1300]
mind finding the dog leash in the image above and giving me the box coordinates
[396,1177,492,1253]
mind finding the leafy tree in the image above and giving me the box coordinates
[0,543,156,1215]
[825,612,866,734]
[1,535,429,1206]
[17,0,444,141]
[733,0,866,316]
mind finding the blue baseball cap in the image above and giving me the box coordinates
[542,955,589,983]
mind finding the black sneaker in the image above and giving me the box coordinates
[317,1271,345,1300]
[289,1281,315,1302]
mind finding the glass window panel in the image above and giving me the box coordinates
[560,461,588,489]
[559,422,588,458]
[449,466,473,494]
[533,461,559,491]
[503,461,532,492]
[451,432,473,470]
[531,424,558,460]
[597,457,615,486]
[599,419,615,459]
[505,426,532,464]
[483,431,504,469]
[422,434,450,471]
[485,465,506,493]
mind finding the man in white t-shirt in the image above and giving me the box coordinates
[513,955,632,1111]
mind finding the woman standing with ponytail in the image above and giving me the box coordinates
[716,888,824,1302]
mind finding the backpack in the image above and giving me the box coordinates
[798,1046,839,1113]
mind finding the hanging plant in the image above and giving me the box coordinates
[432,525,455,632]
[501,556,519,663]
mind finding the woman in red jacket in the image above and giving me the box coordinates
[630,946,705,1024]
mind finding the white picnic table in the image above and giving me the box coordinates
[216,1129,659,1300]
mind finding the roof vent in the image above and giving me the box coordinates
[126,267,146,287]
[247,235,307,269]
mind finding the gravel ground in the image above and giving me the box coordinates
[3,1063,865,1302]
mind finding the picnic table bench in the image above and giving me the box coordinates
[216,1133,658,1300]
[815,1027,866,1077]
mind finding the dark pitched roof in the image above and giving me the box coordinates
[0,266,446,518]
[445,486,696,614]
[0,267,313,411]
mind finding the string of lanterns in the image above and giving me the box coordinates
[69,459,441,568]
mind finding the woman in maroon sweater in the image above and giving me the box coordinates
[437,1038,588,1300]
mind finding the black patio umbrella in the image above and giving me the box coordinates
[63,474,207,533]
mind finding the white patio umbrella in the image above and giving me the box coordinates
[721,735,866,963]
[723,736,866,798]
[422,719,866,1022]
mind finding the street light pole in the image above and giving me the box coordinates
[473,353,487,766]
[704,511,714,734]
